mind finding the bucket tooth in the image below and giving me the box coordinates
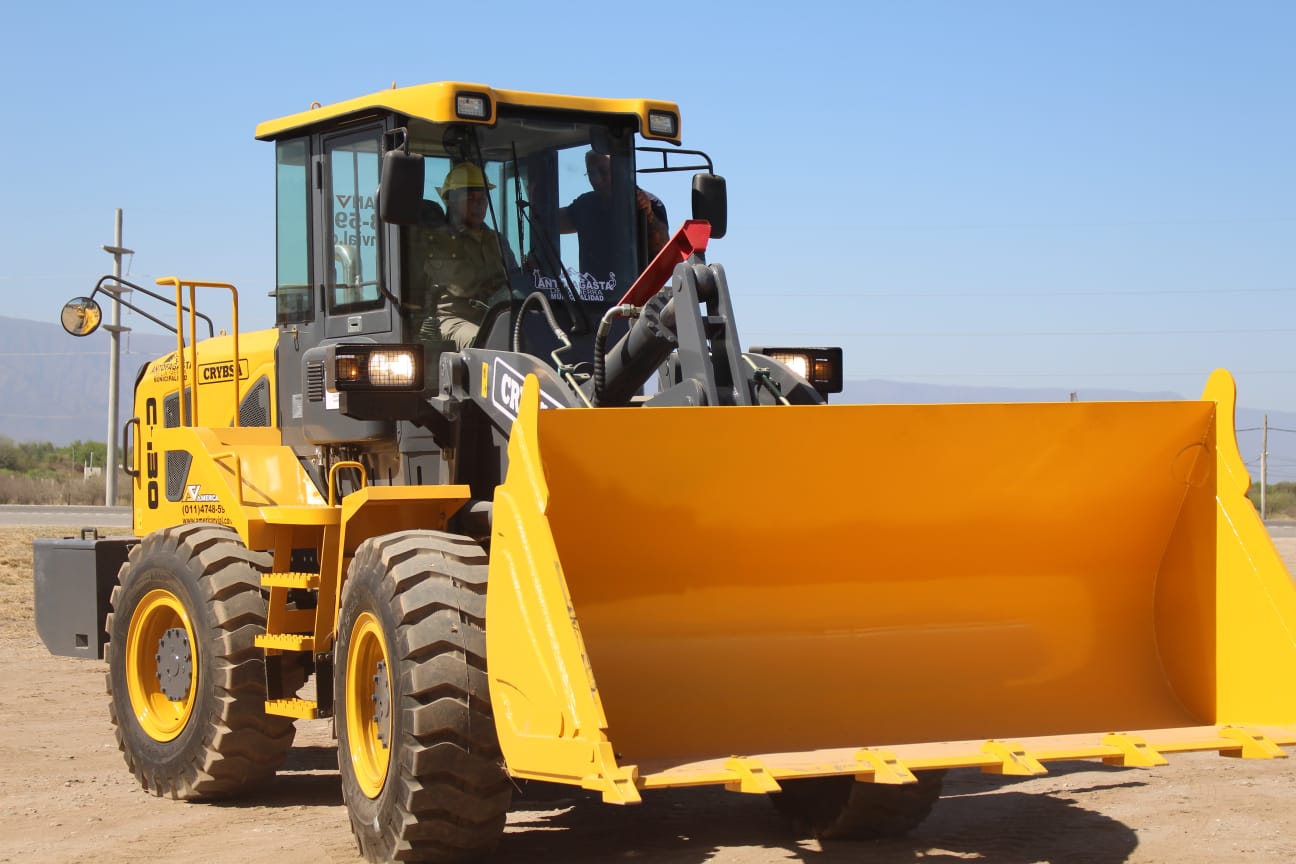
[255,633,315,652]
[261,571,320,590]
[981,741,1048,776]
[1102,733,1169,767]
[853,748,917,784]
[723,757,782,794]
[265,698,318,719]
[578,742,642,804]
[1220,727,1288,759]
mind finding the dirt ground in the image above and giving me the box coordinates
[4,525,1296,863]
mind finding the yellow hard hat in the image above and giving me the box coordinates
[439,162,495,197]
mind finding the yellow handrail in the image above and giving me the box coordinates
[328,460,368,506]
[155,278,242,427]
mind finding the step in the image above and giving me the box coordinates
[261,571,320,590]
[255,633,315,652]
[265,698,318,720]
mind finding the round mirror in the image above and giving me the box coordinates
[61,296,103,337]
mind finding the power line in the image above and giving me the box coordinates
[838,369,1296,379]
[0,413,102,420]
[752,327,1296,338]
[0,351,161,358]
[744,286,1296,299]
[750,215,1296,233]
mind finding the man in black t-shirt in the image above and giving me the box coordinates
[559,151,668,284]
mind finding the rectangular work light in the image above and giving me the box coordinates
[750,346,844,396]
[647,110,678,138]
[455,91,491,120]
[333,344,424,391]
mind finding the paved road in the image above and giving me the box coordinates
[1267,520,1296,538]
[0,505,131,528]
[0,503,1292,538]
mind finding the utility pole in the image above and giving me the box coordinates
[1261,413,1269,520]
[101,210,133,507]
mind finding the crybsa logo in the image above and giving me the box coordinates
[490,358,563,422]
[198,358,249,385]
[499,370,523,416]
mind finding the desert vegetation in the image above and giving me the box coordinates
[0,437,128,504]
[1250,482,1296,520]
[3,434,1295,518]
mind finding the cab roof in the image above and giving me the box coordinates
[254,81,682,143]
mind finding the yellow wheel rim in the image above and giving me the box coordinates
[346,612,393,798]
[125,588,198,742]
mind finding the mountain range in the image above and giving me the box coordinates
[4,315,1294,481]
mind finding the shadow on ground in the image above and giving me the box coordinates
[209,748,1144,864]
[495,765,1142,864]
[212,745,344,809]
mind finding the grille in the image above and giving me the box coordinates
[239,376,271,427]
[165,451,192,502]
[306,362,325,402]
[162,389,193,428]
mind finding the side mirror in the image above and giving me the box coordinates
[61,297,103,336]
[379,149,425,226]
[691,174,727,239]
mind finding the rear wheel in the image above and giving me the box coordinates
[771,770,945,841]
[106,524,295,799]
[336,530,512,863]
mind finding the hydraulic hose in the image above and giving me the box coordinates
[592,305,641,406]
[511,290,570,354]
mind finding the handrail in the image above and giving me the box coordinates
[328,460,368,506]
[155,278,241,428]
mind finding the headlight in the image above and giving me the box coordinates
[751,346,843,396]
[333,344,424,390]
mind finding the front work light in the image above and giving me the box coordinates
[333,344,424,390]
[750,346,844,396]
[647,110,678,138]
[455,91,491,120]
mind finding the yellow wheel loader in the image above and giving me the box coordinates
[33,81,1296,862]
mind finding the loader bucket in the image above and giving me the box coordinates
[486,371,1296,801]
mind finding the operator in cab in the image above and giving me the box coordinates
[423,162,516,349]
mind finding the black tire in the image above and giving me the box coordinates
[771,770,945,841]
[106,523,296,799]
[336,530,512,863]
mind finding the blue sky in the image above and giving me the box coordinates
[4,1,1293,412]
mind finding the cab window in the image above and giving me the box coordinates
[274,139,312,324]
[325,130,382,312]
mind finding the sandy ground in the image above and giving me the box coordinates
[4,525,1296,863]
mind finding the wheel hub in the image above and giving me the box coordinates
[372,659,390,748]
[156,626,193,702]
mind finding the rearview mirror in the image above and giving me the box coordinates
[379,149,425,226]
[691,174,727,239]
[60,297,103,336]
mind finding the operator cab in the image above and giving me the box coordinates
[261,84,727,459]
[265,86,722,386]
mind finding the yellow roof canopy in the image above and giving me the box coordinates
[254,81,681,143]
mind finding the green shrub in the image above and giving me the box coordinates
[1248,482,1296,519]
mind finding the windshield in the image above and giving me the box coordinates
[402,111,646,319]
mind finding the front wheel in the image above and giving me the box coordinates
[106,524,295,799]
[336,530,512,863]
[771,770,945,841]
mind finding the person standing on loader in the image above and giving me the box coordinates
[560,150,669,280]
[424,162,516,349]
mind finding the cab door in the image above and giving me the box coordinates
[275,123,398,451]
